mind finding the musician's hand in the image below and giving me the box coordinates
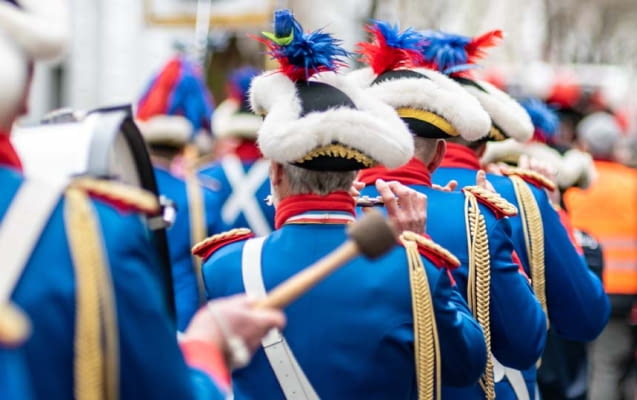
[375,179,427,233]
[432,180,458,192]
[184,294,286,358]
[349,180,366,198]
[518,155,561,204]
[476,170,496,193]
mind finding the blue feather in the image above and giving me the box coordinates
[273,9,302,39]
[371,20,424,52]
[261,9,349,80]
[519,98,559,137]
[419,30,472,73]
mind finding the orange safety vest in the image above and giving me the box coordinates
[564,160,637,295]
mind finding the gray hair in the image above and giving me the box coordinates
[282,163,357,195]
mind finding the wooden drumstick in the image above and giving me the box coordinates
[254,209,397,310]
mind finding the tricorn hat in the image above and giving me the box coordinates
[250,10,413,171]
[355,21,491,142]
[418,30,533,142]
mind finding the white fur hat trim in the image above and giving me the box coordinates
[364,67,491,141]
[250,71,413,168]
[462,79,534,142]
[212,99,262,140]
[137,115,191,147]
[0,0,70,60]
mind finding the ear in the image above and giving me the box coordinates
[475,141,487,158]
[427,139,447,172]
[270,161,284,185]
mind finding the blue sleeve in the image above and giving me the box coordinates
[104,211,223,399]
[433,269,487,387]
[535,189,610,341]
[0,348,33,400]
[487,217,547,370]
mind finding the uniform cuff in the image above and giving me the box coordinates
[180,339,231,391]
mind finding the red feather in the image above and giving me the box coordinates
[465,30,504,64]
[356,26,423,75]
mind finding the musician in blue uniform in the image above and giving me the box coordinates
[202,11,487,399]
[137,59,227,330]
[199,66,274,236]
[0,2,284,398]
[418,30,610,399]
[353,22,547,399]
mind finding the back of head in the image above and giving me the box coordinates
[0,0,70,130]
[576,112,621,160]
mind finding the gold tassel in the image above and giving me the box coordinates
[65,187,119,400]
[400,232,441,400]
[184,144,208,304]
[464,193,495,400]
[510,176,548,328]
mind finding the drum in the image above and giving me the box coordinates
[11,105,176,321]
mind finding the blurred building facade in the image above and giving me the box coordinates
[23,0,636,132]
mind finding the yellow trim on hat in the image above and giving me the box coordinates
[488,126,507,141]
[396,108,458,136]
[296,144,375,167]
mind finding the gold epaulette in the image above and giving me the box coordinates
[463,185,518,218]
[400,231,461,269]
[503,168,557,192]
[68,178,160,215]
[192,228,254,261]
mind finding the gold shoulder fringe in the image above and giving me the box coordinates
[192,228,253,255]
[401,231,461,268]
[504,168,557,192]
[69,178,160,215]
[463,185,518,217]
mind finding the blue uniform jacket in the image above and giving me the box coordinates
[434,159,609,399]
[155,167,226,330]
[360,184,547,399]
[199,155,274,236]
[203,218,487,399]
[2,166,224,400]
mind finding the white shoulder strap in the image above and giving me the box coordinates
[492,357,530,400]
[241,237,320,400]
[0,179,66,302]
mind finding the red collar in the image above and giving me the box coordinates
[439,142,481,171]
[357,158,432,187]
[274,191,355,229]
[0,134,22,171]
[234,140,262,162]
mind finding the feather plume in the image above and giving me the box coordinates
[227,66,261,104]
[519,97,559,142]
[255,9,349,82]
[136,56,214,136]
[357,20,425,75]
[419,30,503,77]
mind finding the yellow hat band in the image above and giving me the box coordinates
[396,108,458,137]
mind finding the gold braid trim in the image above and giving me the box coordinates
[184,145,208,305]
[396,107,458,136]
[295,144,375,167]
[510,176,549,328]
[488,126,507,141]
[463,185,518,217]
[504,168,557,192]
[192,228,253,256]
[401,231,461,269]
[65,187,119,400]
[464,192,495,400]
[70,178,160,215]
[400,232,441,400]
